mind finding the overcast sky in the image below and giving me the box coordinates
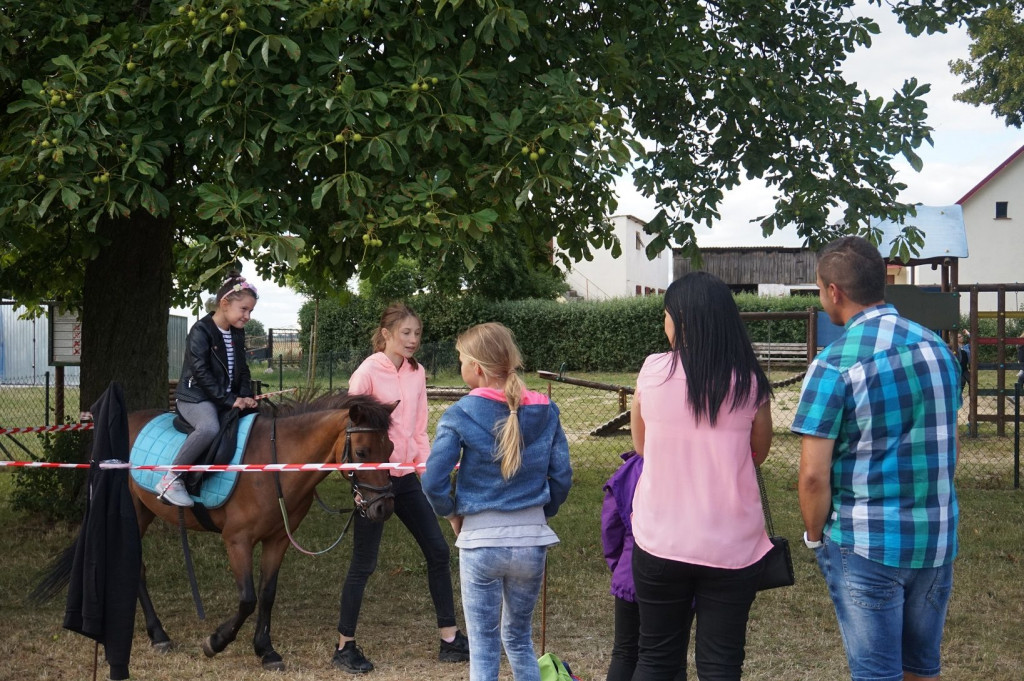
[242,4,1023,330]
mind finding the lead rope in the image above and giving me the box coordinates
[271,417,357,556]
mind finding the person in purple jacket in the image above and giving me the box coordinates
[602,451,687,681]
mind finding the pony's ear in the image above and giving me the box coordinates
[386,400,400,414]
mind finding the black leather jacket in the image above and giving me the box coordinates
[174,314,253,410]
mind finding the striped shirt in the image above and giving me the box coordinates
[220,327,235,388]
[791,304,959,568]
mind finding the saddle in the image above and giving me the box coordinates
[131,411,258,510]
[177,407,257,496]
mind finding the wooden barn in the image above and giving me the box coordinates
[672,247,818,294]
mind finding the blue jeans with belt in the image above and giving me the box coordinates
[337,473,457,636]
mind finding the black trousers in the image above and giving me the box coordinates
[337,473,457,637]
[631,546,761,681]
[608,596,688,681]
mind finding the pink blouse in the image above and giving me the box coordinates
[348,352,429,477]
[631,352,773,568]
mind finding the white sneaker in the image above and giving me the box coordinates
[156,473,194,507]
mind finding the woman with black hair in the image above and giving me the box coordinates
[629,272,774,680]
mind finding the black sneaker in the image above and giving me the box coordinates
[439,630,470,663]
[332,641,374,674]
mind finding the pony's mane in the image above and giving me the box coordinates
[262,391,391,429]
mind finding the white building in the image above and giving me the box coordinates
[912,144,1024,311]
[561,215,673,300]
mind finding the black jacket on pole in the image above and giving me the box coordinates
[63,382,141,681]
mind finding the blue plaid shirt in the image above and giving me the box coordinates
[791,304,959,568]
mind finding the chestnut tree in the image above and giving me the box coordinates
[0,0,983,408]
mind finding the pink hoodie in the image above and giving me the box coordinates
[348,352,428,477]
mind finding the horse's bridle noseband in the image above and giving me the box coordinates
[341,423,395,517]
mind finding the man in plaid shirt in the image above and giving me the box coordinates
[792,236,959,681]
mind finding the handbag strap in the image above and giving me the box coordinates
[754,464,776,536]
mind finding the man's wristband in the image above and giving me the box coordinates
[803,531,823,549]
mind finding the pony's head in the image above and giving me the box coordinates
[334,394,397,522]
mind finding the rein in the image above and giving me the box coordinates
[270,418,394,557]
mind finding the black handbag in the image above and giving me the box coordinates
[755,465,795,591]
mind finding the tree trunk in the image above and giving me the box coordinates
[80,211,174,413]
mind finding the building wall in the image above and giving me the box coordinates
[563,215,672,300]
[913,151,1024,312]
[0,303,186,384]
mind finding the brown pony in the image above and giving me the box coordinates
[130,392,396,671]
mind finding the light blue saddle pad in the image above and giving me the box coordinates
[131,412,257,509]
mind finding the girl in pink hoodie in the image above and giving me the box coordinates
[331,303,468,673]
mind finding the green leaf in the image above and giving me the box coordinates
[340,74,356,98]
[312,176,339,210]
[140,184,169,217]
[37,187,59,217]
[135,159,158,177]
[6,99,41,114]
[60,187,80,210]
[278,36,301,62]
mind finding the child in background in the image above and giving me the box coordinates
[331,302,468,673]
[602,451,687,681]
[423,322,573,681]
[162,272,259,507]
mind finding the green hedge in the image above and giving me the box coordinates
[300,292,823,372]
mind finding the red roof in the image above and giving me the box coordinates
[957,144,1024,205]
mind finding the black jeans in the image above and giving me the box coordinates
[608,596,688,681]
[337,473,457,637]
[631,546,761,681]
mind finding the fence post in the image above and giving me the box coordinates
[45,370,51,427]
[1016,382,1021,490]
[55,365,65,425]
[278,354,284,391]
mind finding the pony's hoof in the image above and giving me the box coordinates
[261,652,285,671]
[151,640,173,653]
[202,636,218,658]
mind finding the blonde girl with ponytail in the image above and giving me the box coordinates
[423,322,573,681]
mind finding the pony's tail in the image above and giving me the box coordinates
[28,540,77,605]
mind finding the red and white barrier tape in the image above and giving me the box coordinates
[0,389,298,436]
[0,460,427,472]
[0,423,95,435]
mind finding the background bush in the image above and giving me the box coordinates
[10,431,87,522]
[301,292,823,372]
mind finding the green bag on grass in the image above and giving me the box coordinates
[538,652,579,681]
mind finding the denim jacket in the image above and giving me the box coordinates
[423,392,572,519]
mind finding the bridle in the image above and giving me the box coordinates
[339,422,395,517]
[270,417,395,557]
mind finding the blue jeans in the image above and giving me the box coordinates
[460,546,547,681]
[337,474,456,636]
[815,538,954,681]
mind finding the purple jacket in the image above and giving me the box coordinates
[601,451,644,602]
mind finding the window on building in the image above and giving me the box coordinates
[996,201,1009,219]
[635,285,642,296]
[636,232,644,250]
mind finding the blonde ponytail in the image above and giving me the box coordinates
[455,323,526,480]
[495,372,525,479]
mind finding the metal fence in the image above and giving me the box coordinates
[1,345,1019,489]
[0,371,81,461]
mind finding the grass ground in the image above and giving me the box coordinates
[0,466,1022,680]
[1,368,1022,679]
